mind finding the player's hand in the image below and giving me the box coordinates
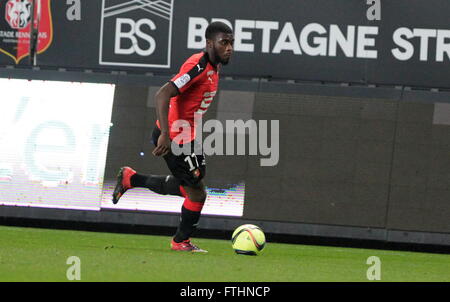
[153,133,171,156]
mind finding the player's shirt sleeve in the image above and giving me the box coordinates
[170,53,208,94]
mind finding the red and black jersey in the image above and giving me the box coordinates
[157,51,219,144]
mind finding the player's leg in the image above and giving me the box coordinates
[112,167,184,204]
[168,147,208,252]
[172,181,207,241]
[129,149,208,252]
[131,173,183,196]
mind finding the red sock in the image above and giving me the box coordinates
[179,185,204,212]
[174,186,204,242]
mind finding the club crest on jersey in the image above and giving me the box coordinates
[0,0,53,64]
[192,168,201,178]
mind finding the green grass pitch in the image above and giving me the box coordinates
[0,225,449,282]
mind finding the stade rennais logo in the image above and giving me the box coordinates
[99,0,173,68]
[0,0,52,64]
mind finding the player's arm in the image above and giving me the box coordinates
[152,82,178,156]
[153,54,207,156]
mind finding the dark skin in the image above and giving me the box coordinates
[152,32,234,202]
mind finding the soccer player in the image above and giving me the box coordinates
[112,22,234,253]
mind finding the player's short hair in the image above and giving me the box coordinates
[205,21,233,40]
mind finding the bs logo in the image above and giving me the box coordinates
[99,0,173,68]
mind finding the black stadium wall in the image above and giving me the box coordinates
[107,82,450,234]
[0,0,449,247]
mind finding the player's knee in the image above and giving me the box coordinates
[193,189,207,203]
[163,175,182,196]
[198,189,207,203]
[186,187,207,203]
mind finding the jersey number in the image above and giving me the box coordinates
[184,153,199,171]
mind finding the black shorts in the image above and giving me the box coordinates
[151,127,206,187]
